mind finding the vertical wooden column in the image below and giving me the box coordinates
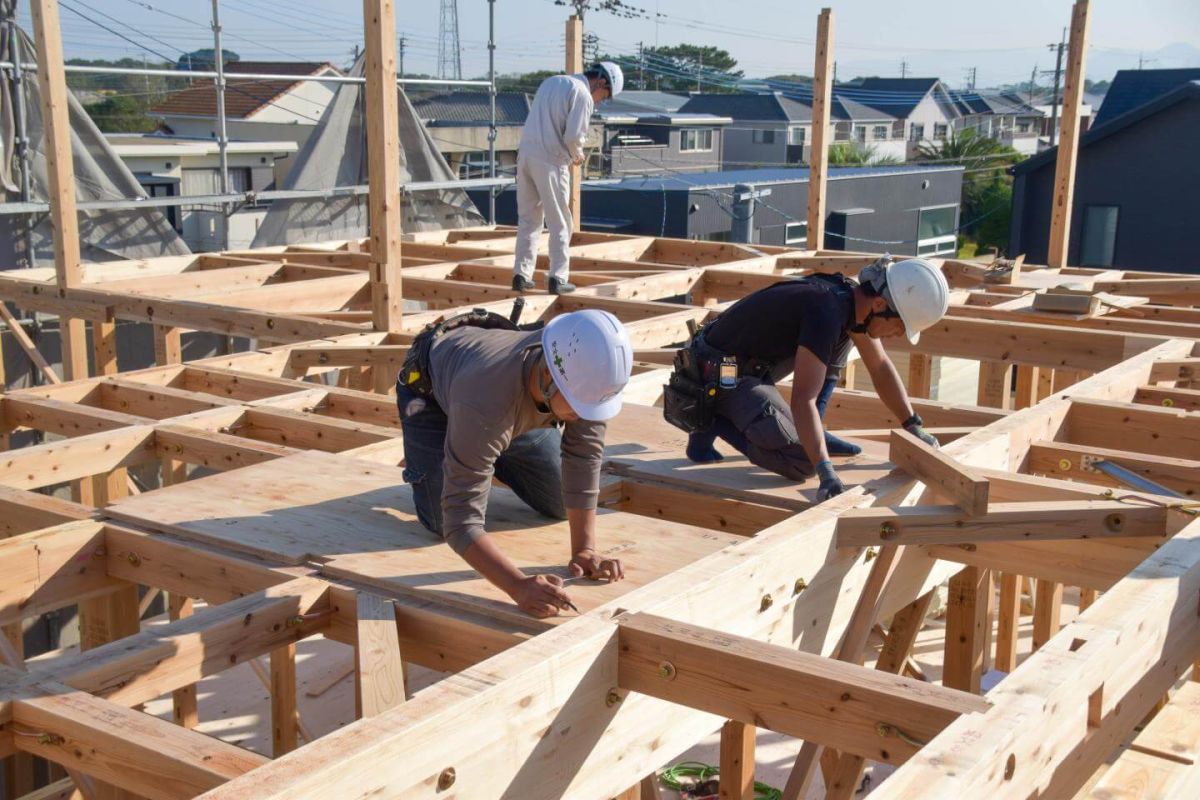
[363,0,403,336]
[270,643,299,756]
[565,15,584,232]
[155,326,188,486]
[1014,365,1039,409]
[30,0,87,383]
[2,624,36,796]
[1032,578,1064,649]
[92,318,128,500]
[976,361,1012,409]
[806,8,834,251]
[944,566,992,693]
[719,720,755,800]
[1046,0,1092,268]
[169,594,199,728]
[907,353,933,398]
[994,572,1022,672]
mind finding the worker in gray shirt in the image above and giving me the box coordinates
[397,309,634,617]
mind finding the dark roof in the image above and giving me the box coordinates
[1095,68,1200,126]
[948,90,1039,117]
[842,77,946,120]
[600,91,690,114]
[587,164,963,192]
[152,62,336,119]
[1013,80,1200,175]
[678,92,812,122]
[832,94,895,121]
[411,91,530,126]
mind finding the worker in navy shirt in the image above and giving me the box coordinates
[679,257,950,500]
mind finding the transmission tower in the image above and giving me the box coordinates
[438,0,463,81]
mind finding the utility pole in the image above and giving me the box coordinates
[1046,27,1066,146]
[964,66,976,91]
[398,35,406,78]
[1027,64,1038,105]
[900,58,908,78]
[696,52,703,92]
[731,183,770,244]
[637,41,646,89]
[211,0,230,251]
[832,61,838,85]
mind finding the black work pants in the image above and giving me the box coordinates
[712,377,815,481]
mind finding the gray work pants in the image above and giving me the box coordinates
[513,155,572,283]
[713,377,815,481]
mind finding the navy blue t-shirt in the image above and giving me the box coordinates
[702,277,856,374]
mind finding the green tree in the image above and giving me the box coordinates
[84,95,160,133]
[827,142,900,167]
[917,130,1023,254]
[602,44,743,93]
[495,70,559,93]
[915,128,1021,171]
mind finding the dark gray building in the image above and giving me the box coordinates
[1009,73,1200,273]
[596,112,731,177]
[473,165,964,255]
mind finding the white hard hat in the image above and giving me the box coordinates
[541,309,633,421]
[882,258,950,345]
[596,61,624,98]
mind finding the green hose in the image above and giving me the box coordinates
[656,761,782,800]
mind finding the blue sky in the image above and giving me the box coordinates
[19,0,1200,87]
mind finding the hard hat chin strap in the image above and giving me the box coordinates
[525,348,560,414]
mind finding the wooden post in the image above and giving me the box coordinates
[995,573,1022,673]
[363,0,403,333]
[270,643,299,756]
[908,353,933,399]
[976,361,1012,409]
[155,326,189,487]
[1014,365,1039,409]
[169,594,199,729]
[1046,0,1092,268]
[719,720,755,800]
[30,0,87,382]
[2,624,36,796]
[565,15,584,232]
[1032,578,1063,649]
[944,566,992,693]
[806,8,834,251]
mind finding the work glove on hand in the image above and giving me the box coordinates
[902,414,940,449]
[815,459,846,501]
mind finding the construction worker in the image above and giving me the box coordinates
[512,61,624,296]
[396,309,633,618]
[667,257,949,501]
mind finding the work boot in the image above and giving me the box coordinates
[686,430,724,463]
[511,275,536,292]
[548,277,576,295]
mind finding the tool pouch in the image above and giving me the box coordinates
[663,347,715,433]
[400,330,436,397]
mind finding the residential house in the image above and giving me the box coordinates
[152,61,341,184]
[1009,71,1200,273]
[831,95,904,161]
[1031,99,1094,146]
[107,134,297,251]
[846,78,960,157]
[411,91,531,180]
[594,111,730,177]
[476,164,963,255]
[950,92,1043,154]
[676,93,817,170]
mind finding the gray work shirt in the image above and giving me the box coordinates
[428,326,606,554]
[518,73,594,167]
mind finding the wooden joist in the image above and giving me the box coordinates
[888,429,989,515]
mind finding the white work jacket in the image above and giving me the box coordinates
[518,74,594,167]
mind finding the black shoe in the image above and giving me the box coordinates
[548,277,576,295]
[511,275,536,292]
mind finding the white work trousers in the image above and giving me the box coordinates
[513,156,572,282]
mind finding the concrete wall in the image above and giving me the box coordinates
[1010,99,1200,273]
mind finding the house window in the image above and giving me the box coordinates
[752,129,777,144]
[788,126,806,146]
[1080,205,1119,267]
[1018,121,1031,133]
[680,128,714,152]
[703,229,732,242]
[458,151,493,179]
[917,205,957,256]
[910,123,925,141]
[785,222,808,246]
[227,167,252,194]
[854,126,867,143]
[873,125,889,140]
[934,123,948,140]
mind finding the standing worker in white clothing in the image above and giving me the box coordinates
[512,62,624,295]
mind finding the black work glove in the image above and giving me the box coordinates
[815,459,846,501]
[902,414,940,449]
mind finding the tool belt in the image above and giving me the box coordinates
[662,330,775,434]
[400,306,539,398]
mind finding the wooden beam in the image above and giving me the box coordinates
[13,683,267,800]
[354,592,407,718]
[1046,0,1092,268]
[270,644,298,756]
[888,429,989,515]
[1026,440,1200,497]
[835,501,1167,547]
[994,573,1022,673]
[617,613,988,765]
[362,0,403,332]
[565,14,583,232]
[806,8,834,249]
[0,521,123,628]
[29,0,87,381]
[168,594,198,730]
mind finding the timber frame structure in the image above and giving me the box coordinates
[4,1,1200,798]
